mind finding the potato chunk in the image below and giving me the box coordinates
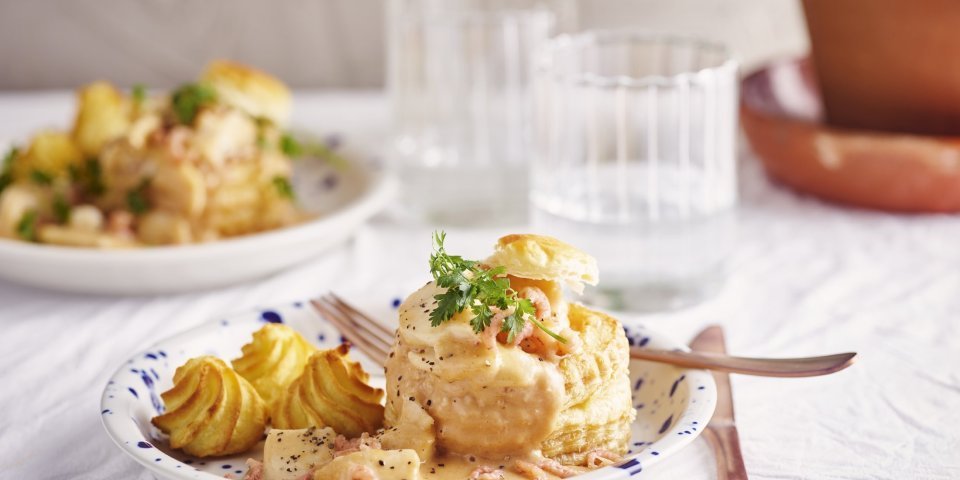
[72,81,131,157]
[311,449,420,480]
[15,131,83,180]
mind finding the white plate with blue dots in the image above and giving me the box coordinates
[100,296,716,479]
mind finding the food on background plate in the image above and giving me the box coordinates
[150,233,635,479]
[151,356,268,457]
[0,60,339,248]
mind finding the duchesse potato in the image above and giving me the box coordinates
[271,344,385,438]
[232,324,316,406]
[72,81,131,157]
[151,356,268,457]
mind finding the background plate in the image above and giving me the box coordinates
[0,134,396,295]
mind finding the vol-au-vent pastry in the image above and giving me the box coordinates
[232,323,317,406]
[151,356,268,457]
[544,303,634,464]
[384,232,636,467]
[271,344,385,438]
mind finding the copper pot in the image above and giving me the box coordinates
[803,0,960,135]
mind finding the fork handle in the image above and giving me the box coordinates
[702,425,749,480]
[630,348,857,377]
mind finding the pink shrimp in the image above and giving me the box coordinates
[107,210,135,239]
[482,308,534,349]
[518,286,552,320]
[333,433,381,457]
[347,464,379,480]
[481,286,553,349]
[586,450,622,468]
[535,458,583,478]
[512,460,549,480]
[469,465,506,480]
[241,458,264,480]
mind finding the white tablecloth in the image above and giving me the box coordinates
[0,91,957,480]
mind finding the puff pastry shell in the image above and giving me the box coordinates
[542,303,635,464]
[485,234,598,293]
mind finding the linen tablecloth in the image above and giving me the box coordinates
[0,91,957,480]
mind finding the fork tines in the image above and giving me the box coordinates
[311,293,394,366]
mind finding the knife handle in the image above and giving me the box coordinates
[702,425,749,480]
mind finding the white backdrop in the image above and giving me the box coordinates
[0,0,807,89]
[0,91,958,479]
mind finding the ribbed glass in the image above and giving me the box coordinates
[388,0,574,225]
[531,31,739,311]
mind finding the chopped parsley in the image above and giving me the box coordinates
[72,158,105,197]
[16,210,38,241]
[53,193,71,224]
[272,176,295,200]
[278,133,348,169]
[279,133,302,157]
[0,147,17,193]
[30,169,53,185]
[126,178,151,215]
[170,83,217,125]
[131,83,147,106]
[428,231,565,343]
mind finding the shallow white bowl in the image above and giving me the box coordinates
[0,135,396,295]
[101,297,716,479]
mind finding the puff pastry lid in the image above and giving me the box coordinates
[151,356,268,457]
[485,234,599,294]
[200,60,292,126]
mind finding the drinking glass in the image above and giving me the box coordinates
[530,31,739,311]
[388,0,575,225]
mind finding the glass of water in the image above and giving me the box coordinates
[388,0,575,225]
[530,31,739,311]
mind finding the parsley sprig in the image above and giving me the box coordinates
[428,231,565,343]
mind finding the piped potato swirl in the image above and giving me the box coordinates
[151,356,268,457]
[271,344,385,438]
[232,323,316,406]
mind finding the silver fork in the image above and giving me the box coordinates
[311,292,394,366]
[311,293,857,377]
